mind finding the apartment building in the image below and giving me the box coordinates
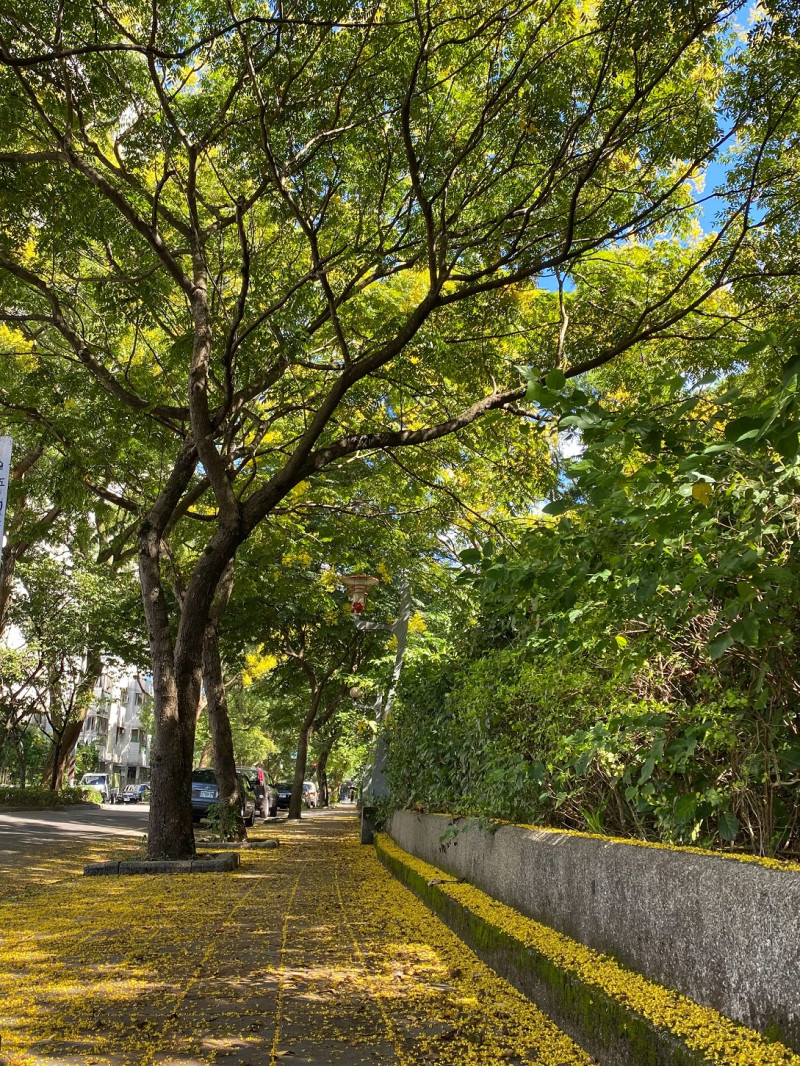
[80,672,153,785]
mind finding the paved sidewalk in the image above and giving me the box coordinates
[0,810,591,1066]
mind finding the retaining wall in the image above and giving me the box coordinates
[389,811,800,1049]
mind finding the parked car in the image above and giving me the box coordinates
[302,781,318,808]
[237,766,277,818]
[79,772,121,804]
[275,782,293,810]
[190,769,256,826]
[120,783,151,804]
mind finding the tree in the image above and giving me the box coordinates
[1,0,794,857]
[230,534,388,819]
[0,644,45,786]
[1,546,144,788]
[0,430,61,639]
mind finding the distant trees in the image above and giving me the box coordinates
[0,544,145,788]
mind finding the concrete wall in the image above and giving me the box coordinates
[389,811,800,1050]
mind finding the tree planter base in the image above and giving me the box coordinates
[83,852,240,875]
[195,839,280,849]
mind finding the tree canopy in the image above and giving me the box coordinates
[1,0,797,856]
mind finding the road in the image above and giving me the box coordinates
[0,801,332,866]
[0,802,296,884]
[0,802,150,867]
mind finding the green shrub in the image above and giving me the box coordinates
[388,645,799,857]
[0,786,102,807]
[388,366,800,860]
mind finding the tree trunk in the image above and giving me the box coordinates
[288,718,314,820]
[310,689,347,809]
[43,649,103,789]
[202,564,245,841]
[139,455,240,859]
[47,728,63,790]
[316,744,331,808]
[0,444,54,641]
[16,732,26,788]
[148,683,197,859]
[0,550,18,641]
[140,514,198,860]
[47,720,79,789]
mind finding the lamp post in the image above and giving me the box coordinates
[340,573,380,616]
[0,436,13,569]
[337,573,412,843]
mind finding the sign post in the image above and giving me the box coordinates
[0,436,12,568]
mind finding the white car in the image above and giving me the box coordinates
[302,781,318,808]
[80,772,121,804]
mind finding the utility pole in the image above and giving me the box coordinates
[339,575,412,842]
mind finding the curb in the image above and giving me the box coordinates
[83,852,240,876]
[196,839,280,850]
[375,834,800,1066]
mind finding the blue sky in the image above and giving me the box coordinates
[536,0,760,294]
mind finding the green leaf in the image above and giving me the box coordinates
[735,336,773,358]
[724,416,764,445]
[777,743,800,774]
[545,368,567,390]
[526,381,559,407]
[542,499,571,516]
[167,332,194,360]
[528,762,547,784]
[772,427,799,462]
[707,632,734,659]
[718,812,740,841]
[615,634,628,649]
[702,443,731,455]
[674,793,697,822]
[735,581,758,603]
[560,409,603,429]
[781,349,800,386]
[729,614,760,646]
[458,548,482,566]
[574,750,592,775]
[639,756,655,783]
[636,574,659,602]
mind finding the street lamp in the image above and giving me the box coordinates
[339,573,379,615]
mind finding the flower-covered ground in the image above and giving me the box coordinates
[0,810,592,1065]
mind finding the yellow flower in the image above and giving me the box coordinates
[242,647,278,686]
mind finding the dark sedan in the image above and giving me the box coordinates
[275,782,293,810]
[191,769,256,826]
[120,783,151,804]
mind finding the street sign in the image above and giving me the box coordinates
[0,436,12,567]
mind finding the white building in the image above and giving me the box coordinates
[80,672,153,785]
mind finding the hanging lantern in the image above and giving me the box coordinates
[339,573,379,615]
